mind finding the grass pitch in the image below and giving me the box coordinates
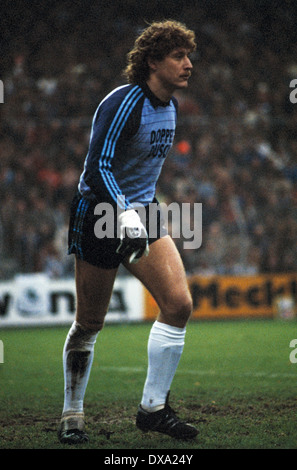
[0,319,296,449]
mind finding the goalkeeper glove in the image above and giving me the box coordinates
[116,209,149,263]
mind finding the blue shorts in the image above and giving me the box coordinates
[68,192,168,269]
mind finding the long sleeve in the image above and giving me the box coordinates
[79,85,143,209]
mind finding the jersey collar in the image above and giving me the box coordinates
[140,82,171,108]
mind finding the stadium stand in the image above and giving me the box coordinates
[0,0,296,278]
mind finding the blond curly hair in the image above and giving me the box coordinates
[123,20,196,84]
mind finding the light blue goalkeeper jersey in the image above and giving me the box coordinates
[79,82,178,209]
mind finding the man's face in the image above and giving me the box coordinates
[150,47,193,92]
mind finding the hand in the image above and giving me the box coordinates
[116,209,149,263]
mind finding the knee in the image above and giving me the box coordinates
[159,293,193,328]
[65,321,99,352]
[76,301,106,331]
[75,315,105,332]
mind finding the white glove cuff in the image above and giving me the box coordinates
[118,209,143,228]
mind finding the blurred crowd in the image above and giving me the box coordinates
[0,0,296,279]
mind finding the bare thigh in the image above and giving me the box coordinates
[75,258,118,330]
[123,235,193,328]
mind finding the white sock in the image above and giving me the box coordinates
[141,321,186,411]
[62,321,98,415]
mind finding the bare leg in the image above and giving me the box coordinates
[75,258,118,330]
[124,235,193,328]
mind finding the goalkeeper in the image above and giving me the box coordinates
[58,20,198,444]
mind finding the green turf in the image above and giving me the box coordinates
[0,319,296,449]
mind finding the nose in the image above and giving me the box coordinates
[184,56,193,70]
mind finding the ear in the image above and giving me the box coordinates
[147,57,157,72]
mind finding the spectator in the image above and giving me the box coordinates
[0,1,296,277]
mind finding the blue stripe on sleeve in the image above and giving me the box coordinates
[99,86,143,208]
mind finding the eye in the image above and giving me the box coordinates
[174,53,184,60]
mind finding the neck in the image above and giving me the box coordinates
[146,77,173,103]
